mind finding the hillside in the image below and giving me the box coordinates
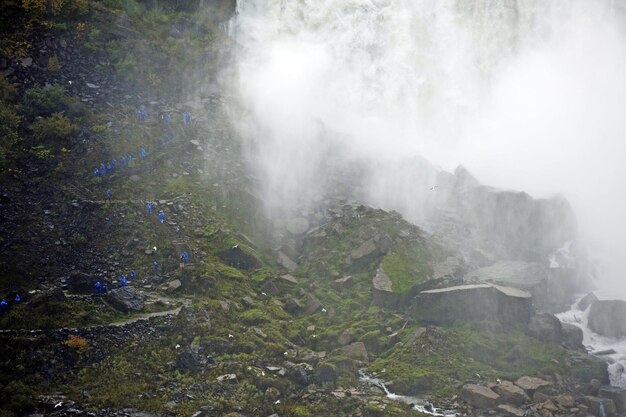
[0,2,618,417]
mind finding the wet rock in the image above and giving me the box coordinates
[66,270,98,293]
[261,280,279,295]
[218,246,260,270]
[276,251,298,273]
[279,274,297,285]
[412,284,532,326]
[314,363,337,384]
[527,313,562,343]
[568,352,610,384]
[578,292,598,311]
[599,386,626,412]
[583,396,616,416]
[29,288,67,308]
[284,298,302,314]
[588,300,626,337]
[107,287,144,312]
[461,383,500,409]
[561,323,584,350]
[241,296,254,308]
[492,380,530,405]
[497,404,525,417]
[176,350,204,373]
[515,376,551,396]
[555,394,575,408]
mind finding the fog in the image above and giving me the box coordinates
[226,0,626,297]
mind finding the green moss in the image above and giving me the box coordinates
[381,245,431,294]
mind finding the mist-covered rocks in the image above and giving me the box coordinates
[412,283,532,326]
[588,300,626,338]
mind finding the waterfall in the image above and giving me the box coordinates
[599,400,607,417]
[225,0,626,292]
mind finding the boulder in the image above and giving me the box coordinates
[527,313,562,343]
[599,386,626,412]
[588,300,626,338]
[276,251,298,273]
[514,376,551,396]
[279,274,297,286]
[578,292,598,311]
[412,284,532,326]
[304,293,321,314]
[66,271,98,293]
[568,352,610,384]
[284,298,302,314]
[492,381,530,405]
[561,323,584,350]
[337,330,351,346]
[29,288,67,308]
[460,384,500,409]
[217,246,260,270]
[107,287,144,312]
[583,396,616,416]
[341,342,368,361]
[497,404,525,417]
[216,374,238,384]
[176,349,206,373]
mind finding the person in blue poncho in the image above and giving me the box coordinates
[94,281,101,293]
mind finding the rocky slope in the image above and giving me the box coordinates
[0,1,623,417]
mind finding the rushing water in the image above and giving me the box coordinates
[557,299,626,388]
[358,370,457,416]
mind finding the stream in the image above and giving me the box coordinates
[359,370,457,416]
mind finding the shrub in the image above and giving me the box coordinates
[65,334,89,354]
[23,84,67,117]
[0,103,22,167]
[47,54,60,71]
[30,113,78,149]
[0,75,18,102]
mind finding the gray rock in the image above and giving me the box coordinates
[166,279,182,291]
[514,376,551,395]
[20,57,33,67]
[337,330,351,346]
[276,251,298,272]
[107,287,144,312]
[497,404,525,417]
[279,274,297,285]
[578,292,598,311]
[588,300,626,337]
[284,298,302,314]
[492,380,530,405]
[305,293,321,314]
[66,270,98,293]
[341,341,368,361]
[584,396,616,416]
[218,246,260,270]
[527,313,562,343]
[129,175,141,182]
[599,386,626,412]
[561,323,584,350]
[412,284,532,326]
[460,384,500,409]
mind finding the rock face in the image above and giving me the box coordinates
[588,300,626,338]
[412,284,532,326]
[107,287,144,312]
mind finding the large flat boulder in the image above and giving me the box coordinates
[461,384,500,409]
[412,284,532,326]
[492,381,530,405]
[588,300,626,338]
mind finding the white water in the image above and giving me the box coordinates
[557,300,626,388]
[226,0,626,295]
[358,370,456,416]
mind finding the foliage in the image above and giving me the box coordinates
[47,53,60,71]
[65,334,89,354]
[0,102,22,166]
[29,113,78,149]
[0,75,18,102]
[23,84,67,117]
